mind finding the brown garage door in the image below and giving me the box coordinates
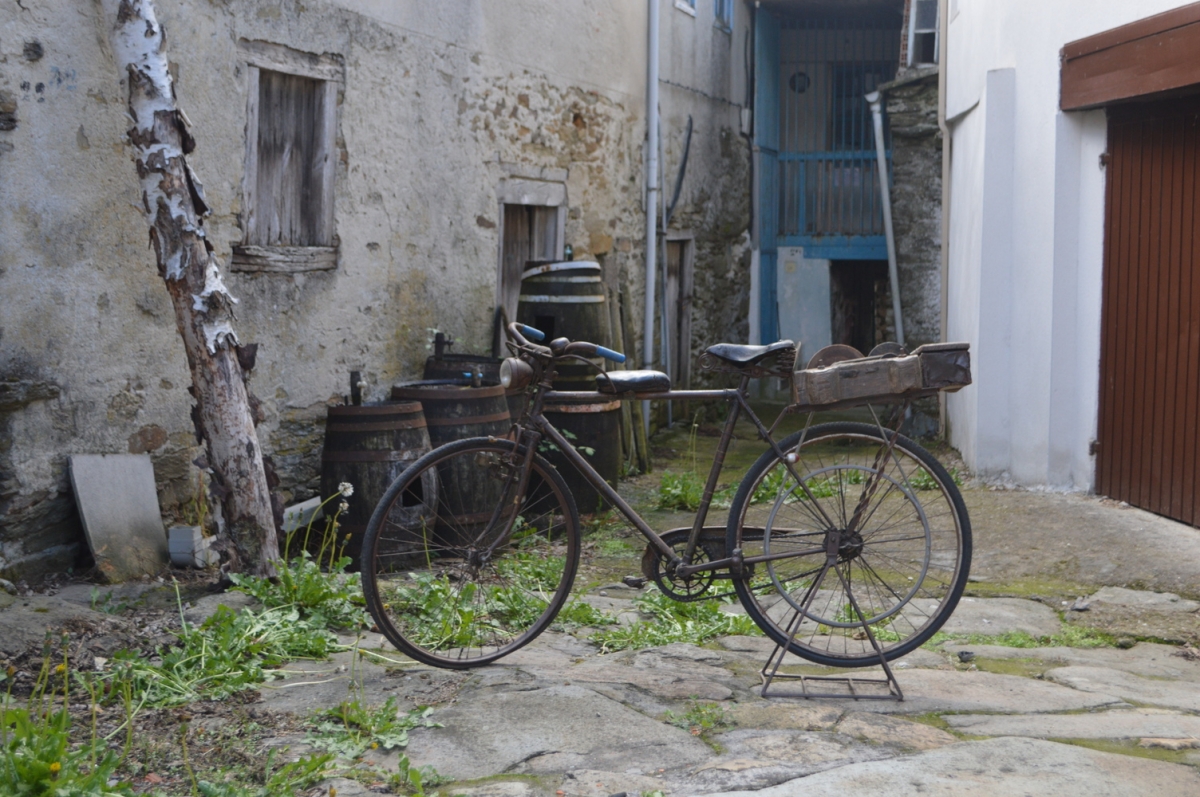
[1097,97,1200,526]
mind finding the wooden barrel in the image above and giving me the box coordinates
[517,261,611,390]
[389,381,512,446]
[423,355,526,420]
[388,382,514,545]
[542,395,622,513]
[319,401,430,567]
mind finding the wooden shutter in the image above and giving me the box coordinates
[1096,97,1200,526]
[252,70,332,246]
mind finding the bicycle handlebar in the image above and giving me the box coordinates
[507,323,626,363]
[514,323,545,341]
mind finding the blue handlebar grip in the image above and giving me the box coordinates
[596,346,626,364]
[518,324,546,341]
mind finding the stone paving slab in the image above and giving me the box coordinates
[726,702,843,731]
[0,596,116,658]
[670,729,896,794]
[702,736,1200,796]
[835,711,958,750]
[756,669,1123,714]
[403,685,711,780]
[561,769,669,797]
[1046,665,1200,711]
[937,596,1063,638]
[1088,587,1200,613]
[945,708,1200,739]
[942,641,1200,681]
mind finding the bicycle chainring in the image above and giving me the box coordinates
[640,529,726,602]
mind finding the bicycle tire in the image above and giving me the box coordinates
[361,436,581,669]
[726,422,971,667]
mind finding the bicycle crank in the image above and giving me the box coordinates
[640,528,732,602]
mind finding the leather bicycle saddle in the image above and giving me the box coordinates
[596,370,672,395]
[703,340,796,367]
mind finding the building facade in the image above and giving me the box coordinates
[0,0,752,577]
[944,0,1200,527]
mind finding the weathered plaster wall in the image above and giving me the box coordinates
[659,0,751,387]
[0,0,750,577]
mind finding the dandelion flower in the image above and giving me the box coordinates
[370,742,378,749]
[338,501,349,513]
[338,482,354,497]
[49,762,61,775]
[54,663,66,675]
[344,533,351,541]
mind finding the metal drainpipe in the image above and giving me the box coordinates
[937,0,952,436]
[643,0,660,436]
[866,90,905,347]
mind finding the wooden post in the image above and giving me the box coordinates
[102,0,279,575]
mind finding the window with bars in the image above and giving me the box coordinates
[232,40,343,273]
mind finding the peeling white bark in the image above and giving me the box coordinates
[102,0,279,575]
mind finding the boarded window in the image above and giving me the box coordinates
[252,70,331,246]
[233,41,341,273]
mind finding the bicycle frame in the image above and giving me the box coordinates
[509,373,841,580]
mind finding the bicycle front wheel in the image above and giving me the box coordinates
[361,437,581,669]
[726,422,971,667]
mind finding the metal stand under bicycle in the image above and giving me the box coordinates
[759,401,907,702]
[758,567,904,701]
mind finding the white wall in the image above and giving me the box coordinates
[944,0,1187,489]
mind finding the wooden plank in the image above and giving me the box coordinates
[1062,17,1200,110]
[1181,111,1200,524]
[242,66,260,244]
[1062,2,1200,60]
[230,245,337,272]
[1169,113,1193,520]
[238,39,345,83]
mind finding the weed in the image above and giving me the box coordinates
[231,552,369,632]
[103,601,341,707]
[89,588,132,616]
[1,642,136,796]
[591,586,762,652]
[379,553,614,652]
[191,750,336,797]
[664,700,732,736]
[232,485,371,632]
[306,697,436,760]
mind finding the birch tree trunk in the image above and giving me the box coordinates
[103,0,279,575]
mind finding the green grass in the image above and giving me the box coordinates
[664,700,732,737]
[378,553,616,652]
[103,602,342,707]
[923,625,1118,651]
[591,587,762,652]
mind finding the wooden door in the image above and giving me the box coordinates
[499,204,559,321]
[664,240,693,389]
[1096,97,1200,526]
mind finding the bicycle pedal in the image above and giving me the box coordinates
[622,575,648,589]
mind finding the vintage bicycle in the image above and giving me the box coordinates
[360,322,972,670]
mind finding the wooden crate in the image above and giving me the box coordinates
[791,343,971,410]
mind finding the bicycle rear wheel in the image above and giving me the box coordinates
[361,437,581,669]
[726,422,971,667]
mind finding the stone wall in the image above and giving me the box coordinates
[883,66,942,350]
[0,0,751,578]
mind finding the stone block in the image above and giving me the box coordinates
[69,454,168,582]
